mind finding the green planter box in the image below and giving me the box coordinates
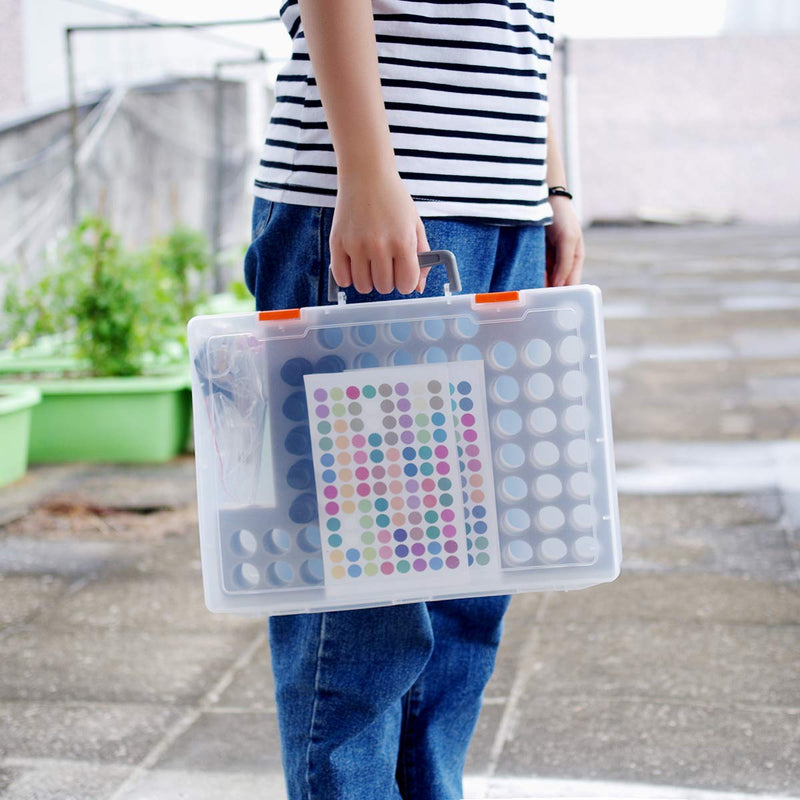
[0,386,41,486]
[16,372,192,464]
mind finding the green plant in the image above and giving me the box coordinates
[228,279,251,301]
[1,217,209,377]
[149,225,210,322]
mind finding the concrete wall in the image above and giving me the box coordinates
[0,0,25,114]
[550,34,800,225]
[0,78,264,292]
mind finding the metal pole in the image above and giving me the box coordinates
[212,64,224,293]
[66,28,79,225]
[560,37,571,187]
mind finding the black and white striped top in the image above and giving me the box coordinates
[255,0,555,224]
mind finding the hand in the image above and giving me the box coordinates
[330,169,431,295]
[545,196,584,287]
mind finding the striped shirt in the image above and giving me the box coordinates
[255,0,556,224]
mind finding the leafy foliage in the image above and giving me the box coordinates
[1,217,211,377]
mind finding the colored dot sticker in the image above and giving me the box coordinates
[363,385,376,398]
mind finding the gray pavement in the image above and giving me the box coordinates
[1,224,799,799]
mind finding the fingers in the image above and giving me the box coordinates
[371,249,395,295]
[393,243,421,295]
[349,251,374,295]
[550,235,576,287]
[329,238,353,290]
[564,236,585,285]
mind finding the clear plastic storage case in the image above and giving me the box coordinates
[188,252,621,615]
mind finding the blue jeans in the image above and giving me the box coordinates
[244,199,545,800]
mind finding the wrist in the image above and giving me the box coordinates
[548,185,573,200]
[336,135,397,182]
[337,157,401,190]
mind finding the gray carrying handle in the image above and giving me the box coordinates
[327,250,461,303]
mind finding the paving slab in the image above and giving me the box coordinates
[0,628,254,704]
[0,574,71,628]
[544,572,800,626]
[496,696,800,795]
[623,523,798,582]
[0,536,140,579]
[617,493,782,533]
[112,767,286,800]
[153,711,282,773]
[43,572,259,635]
[0,702,180,764]
[0,760,130,800]
[513,617,798,707]
[212,637,275,711]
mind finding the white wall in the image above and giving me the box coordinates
[550,34,800,225]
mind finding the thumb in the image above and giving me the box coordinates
[416,217,431,293]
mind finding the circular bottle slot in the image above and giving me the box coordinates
[533,474,562,501]
[536,505,565,532]
[488,341,517,370]
[525,373,554,401]
[264,528,292,554]
[231,528,257,557]
[491,375,520,403]
[522,339,551,368]
[267,561,295,586]
[497,443,525,470]
[538,537,568,563]
[504,539,534,566]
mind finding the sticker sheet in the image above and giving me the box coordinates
[445,361,501,572]
[304,364,471,591]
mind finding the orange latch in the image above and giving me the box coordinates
[258,308,301,321]
[475,291,520,304]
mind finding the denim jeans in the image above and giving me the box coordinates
[244,199,545,800]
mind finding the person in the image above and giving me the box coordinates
[244,2,584,798]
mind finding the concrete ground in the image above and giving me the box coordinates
[1,224,798,800]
